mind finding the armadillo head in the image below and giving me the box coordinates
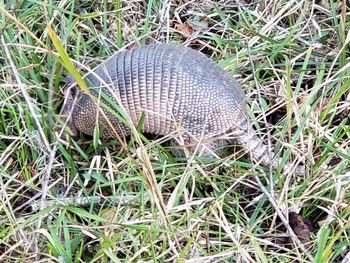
[59,80,80,138]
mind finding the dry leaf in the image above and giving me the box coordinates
[289,212,314,246]
[175,22,193,37]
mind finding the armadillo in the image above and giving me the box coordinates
[61,43,288,169]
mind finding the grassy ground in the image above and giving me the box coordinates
[1,0,350,262]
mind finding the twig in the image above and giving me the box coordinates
[322,176,343,227]
[1,36,50,150]
[237,0,318,47]
[1,34,58,250]
[255,177,313,261]
[29,194,149,212]
[156,0,172,42]
[185,251,239,263]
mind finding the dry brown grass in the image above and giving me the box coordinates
[0,0,350,262]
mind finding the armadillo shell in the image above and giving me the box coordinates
[72,44,247,140]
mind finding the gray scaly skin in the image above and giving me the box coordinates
[61,44,282,168]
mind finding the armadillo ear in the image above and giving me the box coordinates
[60,74,79,115]
[66,73,76,85]
[61,73,77,98]
[61,73,79,98]
[59,79,79,138]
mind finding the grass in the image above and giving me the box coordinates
[1,0,350,262]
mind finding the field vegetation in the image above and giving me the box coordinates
[1,0,350,262]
